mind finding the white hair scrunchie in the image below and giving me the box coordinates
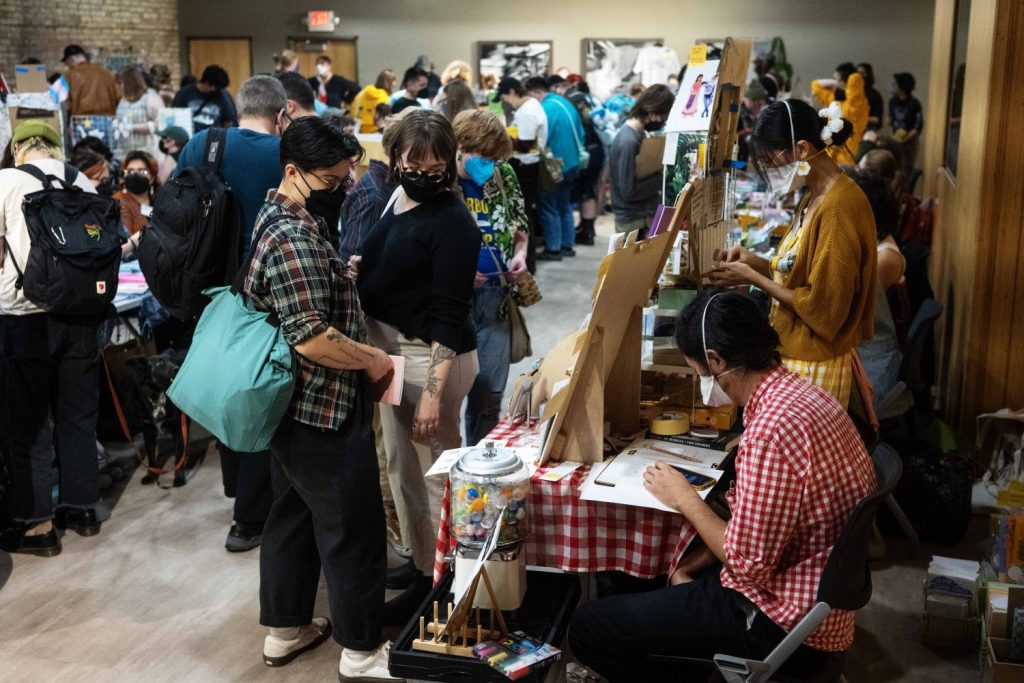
[817,101,844,145]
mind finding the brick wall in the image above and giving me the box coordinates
[0,0,179,86]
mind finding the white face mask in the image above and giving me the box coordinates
[766,161,803,198]
[316,63,330,77]
[700,292,737,407]
[700,370,736,407]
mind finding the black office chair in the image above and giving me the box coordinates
[710,443,903,683]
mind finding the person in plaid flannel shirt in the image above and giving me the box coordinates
[570,291,876,682]
[244,117,400,682]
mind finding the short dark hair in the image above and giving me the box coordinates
[856,62,875,88]
[375,102,392,119]
[280,116,364,173]
[403,66,429,88]
[546,74,566,88]
[72,135,113,162]
[524,76,549,93]
[180,74,197,89]
[894,72,916,94]
[628,83,674,120]
[835,62,857,84]
[750,99,854,175]
[854,170,899,240]
[276,71,315,111]
[200,65,230,90]
[675,290,780,374]
[386,109,458,187]
[316,55,332,65]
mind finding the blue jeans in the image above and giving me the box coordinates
[536,173,577,252]
[465,280,511,445]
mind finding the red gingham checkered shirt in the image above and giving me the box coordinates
[720,366,876,652]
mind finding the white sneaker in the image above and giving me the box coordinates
[338,641,403,681]
[263,617,332,667]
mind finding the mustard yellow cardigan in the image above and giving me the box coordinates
[771,173,877,361]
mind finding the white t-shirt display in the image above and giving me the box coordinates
[633,46,682,87]
[0,159,96,315]
[512,97,548,165]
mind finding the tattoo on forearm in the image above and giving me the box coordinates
[324,327,374,362]
[424,343,456,397]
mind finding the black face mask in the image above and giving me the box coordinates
[305,186,347,225]
[158,141,181,160]
[399,172,446,203]
[95,178,115,198]
[643,120,664,132]
[124,174,151,195]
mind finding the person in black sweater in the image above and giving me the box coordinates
[356,110,480,619]
[309,55,360,110]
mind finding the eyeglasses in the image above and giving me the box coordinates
[124,168,151,177]
[307,170,354,193]
[397,166,447,184]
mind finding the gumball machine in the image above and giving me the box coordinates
[449,441,530,610]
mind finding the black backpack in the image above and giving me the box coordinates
[8,163,123,316]
[138,127,242,320]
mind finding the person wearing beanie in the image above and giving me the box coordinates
[156,126,190,185]
[414,54,442,100]
[62,44,121,116]
[1,120,104,558]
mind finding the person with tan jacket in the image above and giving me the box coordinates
[62,44,121,116]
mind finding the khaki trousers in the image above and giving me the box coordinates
[366,318,479,575]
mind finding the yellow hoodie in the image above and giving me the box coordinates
[354,85,391,133]
[812,72,869,165]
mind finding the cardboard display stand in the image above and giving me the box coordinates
[531,38,752,466]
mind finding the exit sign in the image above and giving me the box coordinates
[307,10,335,32]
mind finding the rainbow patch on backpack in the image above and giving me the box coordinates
[84,223,101,240]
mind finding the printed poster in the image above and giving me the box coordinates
[665,60,720,133]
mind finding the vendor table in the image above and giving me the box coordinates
[433,419,705,583]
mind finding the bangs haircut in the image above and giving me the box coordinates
[453,109,513,160]
[280,116,364,173]
[387,109,458,187]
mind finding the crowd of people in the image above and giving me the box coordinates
[0,41,926,682]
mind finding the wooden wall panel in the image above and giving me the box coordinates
[927,0,1024,433]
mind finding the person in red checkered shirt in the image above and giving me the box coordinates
[569,291,876,682]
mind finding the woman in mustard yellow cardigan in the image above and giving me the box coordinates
[709,99,876,408]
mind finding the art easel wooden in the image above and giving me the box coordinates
[533,38,752,466]
[411,566,508,658]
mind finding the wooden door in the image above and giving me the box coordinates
[290,38,359,83]
[188,37,253,97]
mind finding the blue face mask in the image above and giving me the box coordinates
[464,155,495,187]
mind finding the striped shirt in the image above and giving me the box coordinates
[720,366,876,651]
[245,190,365,431]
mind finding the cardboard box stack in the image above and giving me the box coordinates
[922,555,981,649]
[983,583,1024,682]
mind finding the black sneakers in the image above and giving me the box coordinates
[225,521,263,552]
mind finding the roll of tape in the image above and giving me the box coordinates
[650,411,690,436]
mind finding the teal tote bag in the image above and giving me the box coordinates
[167,217,295,452]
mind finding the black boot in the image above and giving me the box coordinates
[54,508,102,537]
[576,218,595,246]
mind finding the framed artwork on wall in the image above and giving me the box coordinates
[476,41,552,88]
[581,38,667,101]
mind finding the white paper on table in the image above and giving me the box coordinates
[578,447,721,513]
[424,446,540,478]
[379,355,404,406]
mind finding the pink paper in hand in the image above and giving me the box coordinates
[380,355,405,406]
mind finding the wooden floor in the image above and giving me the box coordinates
[0,216,984,682]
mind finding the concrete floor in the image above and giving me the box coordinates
[0,215,984,681]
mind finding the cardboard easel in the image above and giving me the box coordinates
[534,38,752,466]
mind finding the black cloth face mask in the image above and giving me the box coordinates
[124,174,151,195]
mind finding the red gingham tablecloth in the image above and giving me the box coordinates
[433,419,699,583]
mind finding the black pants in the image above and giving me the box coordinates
[218,444,272,528]
[510,158,541,273]
[1,313,100,524]
[260,397,386,651]
[569,574,830,682]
